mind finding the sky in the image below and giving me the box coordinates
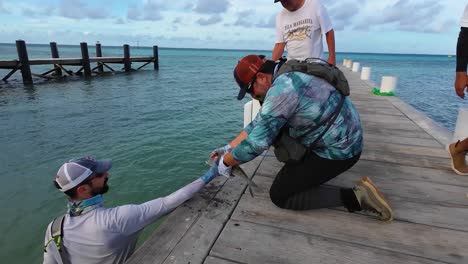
[0,0,465,54]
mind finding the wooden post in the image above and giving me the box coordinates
[123,44,131,72]
[96,42,104,74]
[16,40,33,85]
[50,42,62,76]
[80,42,91,77]
[153,45,159,70]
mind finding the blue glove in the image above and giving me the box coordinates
[218,155,232,178]
[200,160,219,183]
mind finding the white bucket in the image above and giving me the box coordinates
[361,67,371,80]
[243,99,261,128]
[352,62,360,72]
[380,76,397,93]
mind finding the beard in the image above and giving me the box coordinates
[90,178,109,196]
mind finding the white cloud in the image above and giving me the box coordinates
[194,0,230,14]
[196,15,222,26]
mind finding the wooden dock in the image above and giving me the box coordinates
[127,66,468,264]
[0,40,159,85]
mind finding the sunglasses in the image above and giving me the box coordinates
[247,74,257,95]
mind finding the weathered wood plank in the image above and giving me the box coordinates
[364,132,443,148]
[204,256,241,264]
[0,60,19,68]
[363,125,435,139]
[250,175,468,231]
[126,177,228,264]
[361,149,451,170]
[161,169,250,264]
[363,141,448,158]
[232,195,468,263]
[211,220,443,264]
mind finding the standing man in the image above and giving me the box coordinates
[455,3,468,99]
[211,55,393,222]
[447,3,468,175]
[272,0,336,65]
[43,156,219,264]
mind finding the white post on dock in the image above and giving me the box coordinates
[346,60,353,68]
[361,67,371,80]
[380,76,397,93]
[352,62,360,72]
[243,99,261,128]
[453,108,468,143]
[343,59,347,66]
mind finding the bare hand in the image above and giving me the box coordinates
[327,56,336,66]
[455,72,468,99]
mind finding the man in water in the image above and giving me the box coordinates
[43,156,219,264]
[211,55,393,222]
[272,0,336,65]
[448,3,468,175]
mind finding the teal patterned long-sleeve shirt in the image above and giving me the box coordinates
[231,72,363,163]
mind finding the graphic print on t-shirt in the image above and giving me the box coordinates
[284,18,314,42]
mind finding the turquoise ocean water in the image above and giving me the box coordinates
[0,43,463,263]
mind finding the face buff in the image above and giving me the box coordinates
[67,194,103,216]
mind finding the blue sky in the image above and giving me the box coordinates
[0,0,464,54]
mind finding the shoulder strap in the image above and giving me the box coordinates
[273,58,350,96]
[44,215,66,264]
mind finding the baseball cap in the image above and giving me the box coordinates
[274,0,281,2]
[233,54,266,100]
[55,156,112,192]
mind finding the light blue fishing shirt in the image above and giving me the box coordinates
[231,71,363,162]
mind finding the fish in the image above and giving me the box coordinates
[205,159,258,197]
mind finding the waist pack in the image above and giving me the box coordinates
[272,58,349,162]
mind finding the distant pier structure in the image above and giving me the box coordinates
[0,40,159,85]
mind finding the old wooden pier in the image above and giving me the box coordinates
[127,66,468,264]
[0,40,159,85]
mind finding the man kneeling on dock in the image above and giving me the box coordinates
[43,156,220,264]
[211,55,393,222]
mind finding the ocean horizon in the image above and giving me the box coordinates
[0,43,463,263]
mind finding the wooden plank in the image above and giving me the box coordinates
[211,220,443,264]
[0,60,19,68]
[388,97,452,146]
[364,132,443,148]
[127,155,265,264]
[363,125,435,139]
[359,113,418,126]
[161,170,250,264]
[363,141,448,158]
[126,177,228,264]
[204,256,241,264]
[250,175,468,231]
[232,195,468,263]
[361,149,451,170]
[29,58,82,65]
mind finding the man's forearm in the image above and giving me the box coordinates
[229,130,248,148]
[272,42,286,61]
[325,29,336,62]
[457,27,468,72]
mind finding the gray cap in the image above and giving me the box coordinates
[55,156,112,192]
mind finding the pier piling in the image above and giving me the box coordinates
[80,42,92,77]
[123,44,131,72]
[95,43,104,74]
[16,40,33,85]
[153,46,159,70]
[50,42,62,77]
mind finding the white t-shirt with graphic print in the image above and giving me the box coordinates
[461,4,468,27]
[275,0,333,60]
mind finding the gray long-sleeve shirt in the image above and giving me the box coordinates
[43,178,206,264]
